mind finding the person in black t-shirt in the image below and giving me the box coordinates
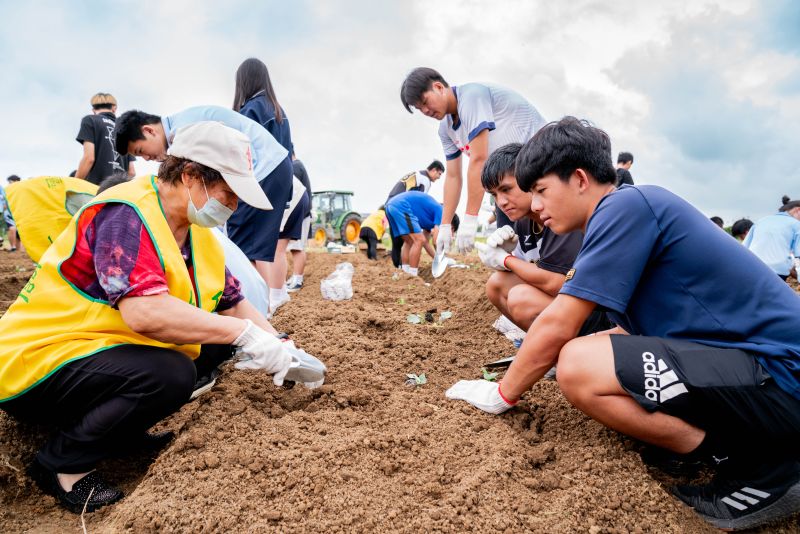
[75,93,135,185]
[478,143,610,335]
[615,151,634,187]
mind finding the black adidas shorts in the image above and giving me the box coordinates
[611,336,800,442]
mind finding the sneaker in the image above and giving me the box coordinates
[27,460,124,514]
[640,445,704,477]
[672,459,800,530]
[190,367,220,400]
[286,278,303,292]
[269,294,290,316]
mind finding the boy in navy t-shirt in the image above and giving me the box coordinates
[446,117,800,531]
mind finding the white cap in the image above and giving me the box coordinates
[167,121,272,210]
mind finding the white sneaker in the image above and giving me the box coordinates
[269,293,290,316]
[286,278,303,292]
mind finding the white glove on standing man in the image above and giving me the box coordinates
[475,242,512,271]
[436,223,452,255]
[457,214,479,254]
[233,319,292,386]
[486,225,518,253]
[445,380,517,415]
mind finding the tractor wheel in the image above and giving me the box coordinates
[312,224,329,247]
[340,213,361,244]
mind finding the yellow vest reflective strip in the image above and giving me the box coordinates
[400,172,417,191]
[5,177,98,263]
[361,210,387,241]
[0,175,225,401]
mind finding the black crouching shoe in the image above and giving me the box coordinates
[671,459,800,531]
[27,460,123,514]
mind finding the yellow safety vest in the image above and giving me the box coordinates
[361,209,387,241]
[5,177,98,263]
[0,175,225,401]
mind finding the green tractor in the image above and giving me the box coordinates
[310,190,362,246]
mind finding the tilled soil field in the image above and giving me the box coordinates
[0,249,798,533]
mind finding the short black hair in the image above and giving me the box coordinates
[731,218,753,238]
[617,151,634,164]
[427,160,444,172]
[7,175,21,183]
[710,216,724,227]
[780,195,800,212]
[515,117,617,192]
[400,67,448,113]
[115,110,161,155]
[481,143,522,192]
[97,172,132,194]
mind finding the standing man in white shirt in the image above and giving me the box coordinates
[400,67,547,254]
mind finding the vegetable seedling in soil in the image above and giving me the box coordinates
[481,367,499,382]
[405,373,427,387]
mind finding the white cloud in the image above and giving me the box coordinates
[0,0,797,226]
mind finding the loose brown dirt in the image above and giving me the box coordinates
[0,249,798,533]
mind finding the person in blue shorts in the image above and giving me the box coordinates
[114,107,293,304]
[446,117,800,531]
[385,191,442,276]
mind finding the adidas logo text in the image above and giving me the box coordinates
[641,352,689,403]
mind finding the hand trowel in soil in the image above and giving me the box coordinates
[432,251,448,278]
[484,355,515,369]
[283,346,327,384]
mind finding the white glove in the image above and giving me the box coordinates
[445,380,517,414]
[436,224,452,255]
[475,242,512,271]
[233,319,292,386]
[487,225,518,253]
[457,214,479,253]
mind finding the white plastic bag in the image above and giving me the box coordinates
[320,262,354,301]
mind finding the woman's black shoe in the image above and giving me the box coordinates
[27,460,123,513]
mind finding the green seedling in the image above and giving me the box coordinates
[397,297,406,305]
[405,373,427,386]
[481,367,499,382]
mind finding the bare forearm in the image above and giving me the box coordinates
[75,157,93,179]
[506,256,564,297]
[441,171,461,225]
[465,156,487,216]
[422,235,436,259]
[501,314,573,399]
[120,294,245,345]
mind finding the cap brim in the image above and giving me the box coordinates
[222,172,272,210]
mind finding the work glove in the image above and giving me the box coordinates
[445,379,517,414]
[487,225,518,253]
[457,214,479,254]
[233,319,292,386]
[475,242,512,271]
[436,223,452,255]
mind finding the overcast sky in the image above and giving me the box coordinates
[1,0,798,224]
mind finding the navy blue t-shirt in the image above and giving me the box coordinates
[239,94,294,154]
[561,185,800,400]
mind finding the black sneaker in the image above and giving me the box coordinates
[190,367,221,400]
[27,460,124,514]
[640,445,704,477]
[672,459,800,530]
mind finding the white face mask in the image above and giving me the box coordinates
[186,180,234,228]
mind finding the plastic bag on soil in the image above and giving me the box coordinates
[321,262,354,301]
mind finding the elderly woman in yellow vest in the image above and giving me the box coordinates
[0,122,292,513]
[359,206,388,260]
